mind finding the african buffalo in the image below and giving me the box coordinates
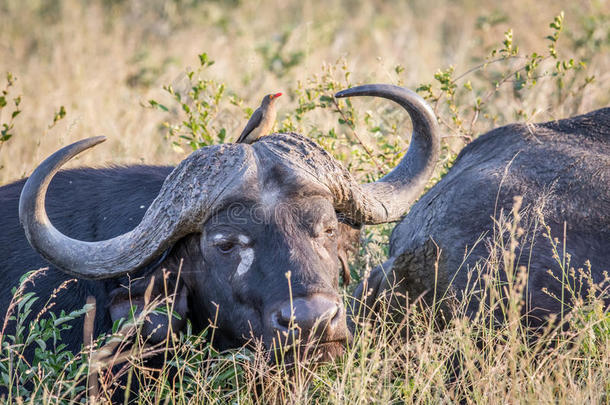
[0,84,440,361]
[343,85,610,327]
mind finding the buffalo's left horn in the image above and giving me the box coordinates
[20,137,252,279]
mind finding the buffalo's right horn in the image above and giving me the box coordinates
[19,137,254,279]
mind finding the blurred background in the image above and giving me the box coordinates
[0,0,608,184]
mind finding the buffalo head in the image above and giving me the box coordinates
[18,84,440,360]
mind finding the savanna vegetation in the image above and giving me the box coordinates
[0,0,608,403]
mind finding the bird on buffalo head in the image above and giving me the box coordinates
[235,92,282,144]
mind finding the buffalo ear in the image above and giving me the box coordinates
[109,271,189,344]
[337,221,361,286]
[338,251,351,286]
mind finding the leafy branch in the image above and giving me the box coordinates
[148,53,242,152]
[416,11,591,141]
[0,73,21,155]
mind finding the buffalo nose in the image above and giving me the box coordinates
[272,294,343,340]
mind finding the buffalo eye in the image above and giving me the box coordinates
[324,227,336,238]
[216,240,236,254]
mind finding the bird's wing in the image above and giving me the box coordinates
[236,108,263,143]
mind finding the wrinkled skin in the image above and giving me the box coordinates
[354,108,610,327]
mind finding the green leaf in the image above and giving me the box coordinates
[218,128,226,142]
[35,339,46,351]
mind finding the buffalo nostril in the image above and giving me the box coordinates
[272,295,341,337]
[275,307,293,329]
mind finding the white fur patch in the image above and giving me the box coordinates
[238,234,251,244]
[236,248,254,276]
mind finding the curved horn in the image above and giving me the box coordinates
[334,84,440,223]
[20,137,252,280]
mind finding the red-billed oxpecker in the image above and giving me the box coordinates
[235,92,282,144]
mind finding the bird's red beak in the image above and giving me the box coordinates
[272,92,283,99]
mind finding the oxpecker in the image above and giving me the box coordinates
[236,92,282,144]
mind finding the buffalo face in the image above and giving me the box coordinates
[178,178,352,360]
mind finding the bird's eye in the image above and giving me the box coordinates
[325,227,336,238]
[216,241,236,254]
